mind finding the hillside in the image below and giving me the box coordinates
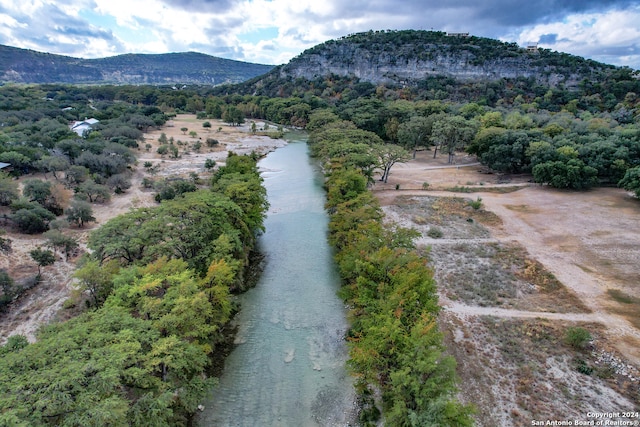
[0,45,274,85]
[240,30,623,97]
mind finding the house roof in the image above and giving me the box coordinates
[0,162,10,169]
[71,118,99,129]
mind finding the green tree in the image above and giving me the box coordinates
[22,179,52,207]
[373,144,411,183]
[10,202,55,234]
[0,173,19,206]
[532,158,599,189]
[431,115,478,163]
[106,173,132,194]
[204,159,216,170]
[76,180,111,203]
[37,156,70,181]
[29,247,55,276]
[64,165,89,188]
[619,166,640,197]
[66,200,95,228]
[74,259,120,307]
[157,144,169,157]
[222,106,244,126]
[397,116,433,158]
[43,229,78,260]
[0,269,16,310]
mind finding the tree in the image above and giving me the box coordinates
[22,179,52,207]
[64,165,89,188]
[76,180,111,203]
[37,156,70,181]
[10,203,55,234]
[189,130,197,139]
[74,259,119,307]
[619,166,640,197]
[0,269,16,310]
[0,173,19,206]
[106,173,132,194]
[532,159,599,189]
[66,200,95,228]
[29,247,55,277]
[397,116,433,158]
[372,144,411,183]
[157,144,169,157]
[44,229,79,260]
[431,115,479,163]
[0,229,11,253]
[222,106,244,126]
[203,121,212,131]
[180,127,188,135]
[204,159,216,170]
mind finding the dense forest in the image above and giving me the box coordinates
[0,30,640,424]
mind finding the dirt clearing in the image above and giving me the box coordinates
[0,115,286,343]
[373,150,640,425]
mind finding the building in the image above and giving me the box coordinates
[0,162,12,173]
[70,118,99,137]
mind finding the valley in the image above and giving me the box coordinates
[1,112,639,425]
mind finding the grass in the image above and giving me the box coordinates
[607,288,640,304]
[606,288,640,329]
[443,185,525,194]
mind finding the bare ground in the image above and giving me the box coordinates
[373,150,640,425]
[0,115,286,343]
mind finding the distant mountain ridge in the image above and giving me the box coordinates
[0,44,274,85]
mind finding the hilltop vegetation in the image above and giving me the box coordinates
[235,30,632,99]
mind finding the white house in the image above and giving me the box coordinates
[70,118,99,137]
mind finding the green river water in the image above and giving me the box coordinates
[198,137,357,426]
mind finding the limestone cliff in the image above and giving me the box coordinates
[277,30,613,88]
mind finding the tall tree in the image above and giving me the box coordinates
[431,115,478,163]
[397,116,432,158]
[66,200,95,228]
[372,144,411,183]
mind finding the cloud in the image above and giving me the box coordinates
[156,0,235,13]
[0,0,638,68]
[513,7,640,67]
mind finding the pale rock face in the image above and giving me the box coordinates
[279,42,585,88]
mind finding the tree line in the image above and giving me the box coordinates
[0,153,268,426]
[309,111,474,426]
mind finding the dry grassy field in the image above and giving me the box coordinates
[375,150,640,426]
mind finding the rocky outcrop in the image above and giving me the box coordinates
[278,30,612,88]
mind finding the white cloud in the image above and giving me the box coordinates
[512,7,640,67]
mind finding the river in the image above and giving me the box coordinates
[198,137,357,426]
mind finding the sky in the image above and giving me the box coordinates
[0,0,639,69]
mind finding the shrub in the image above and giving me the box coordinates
[564,327,591,349]
[427,226,444,238]
[468,197,483,210]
